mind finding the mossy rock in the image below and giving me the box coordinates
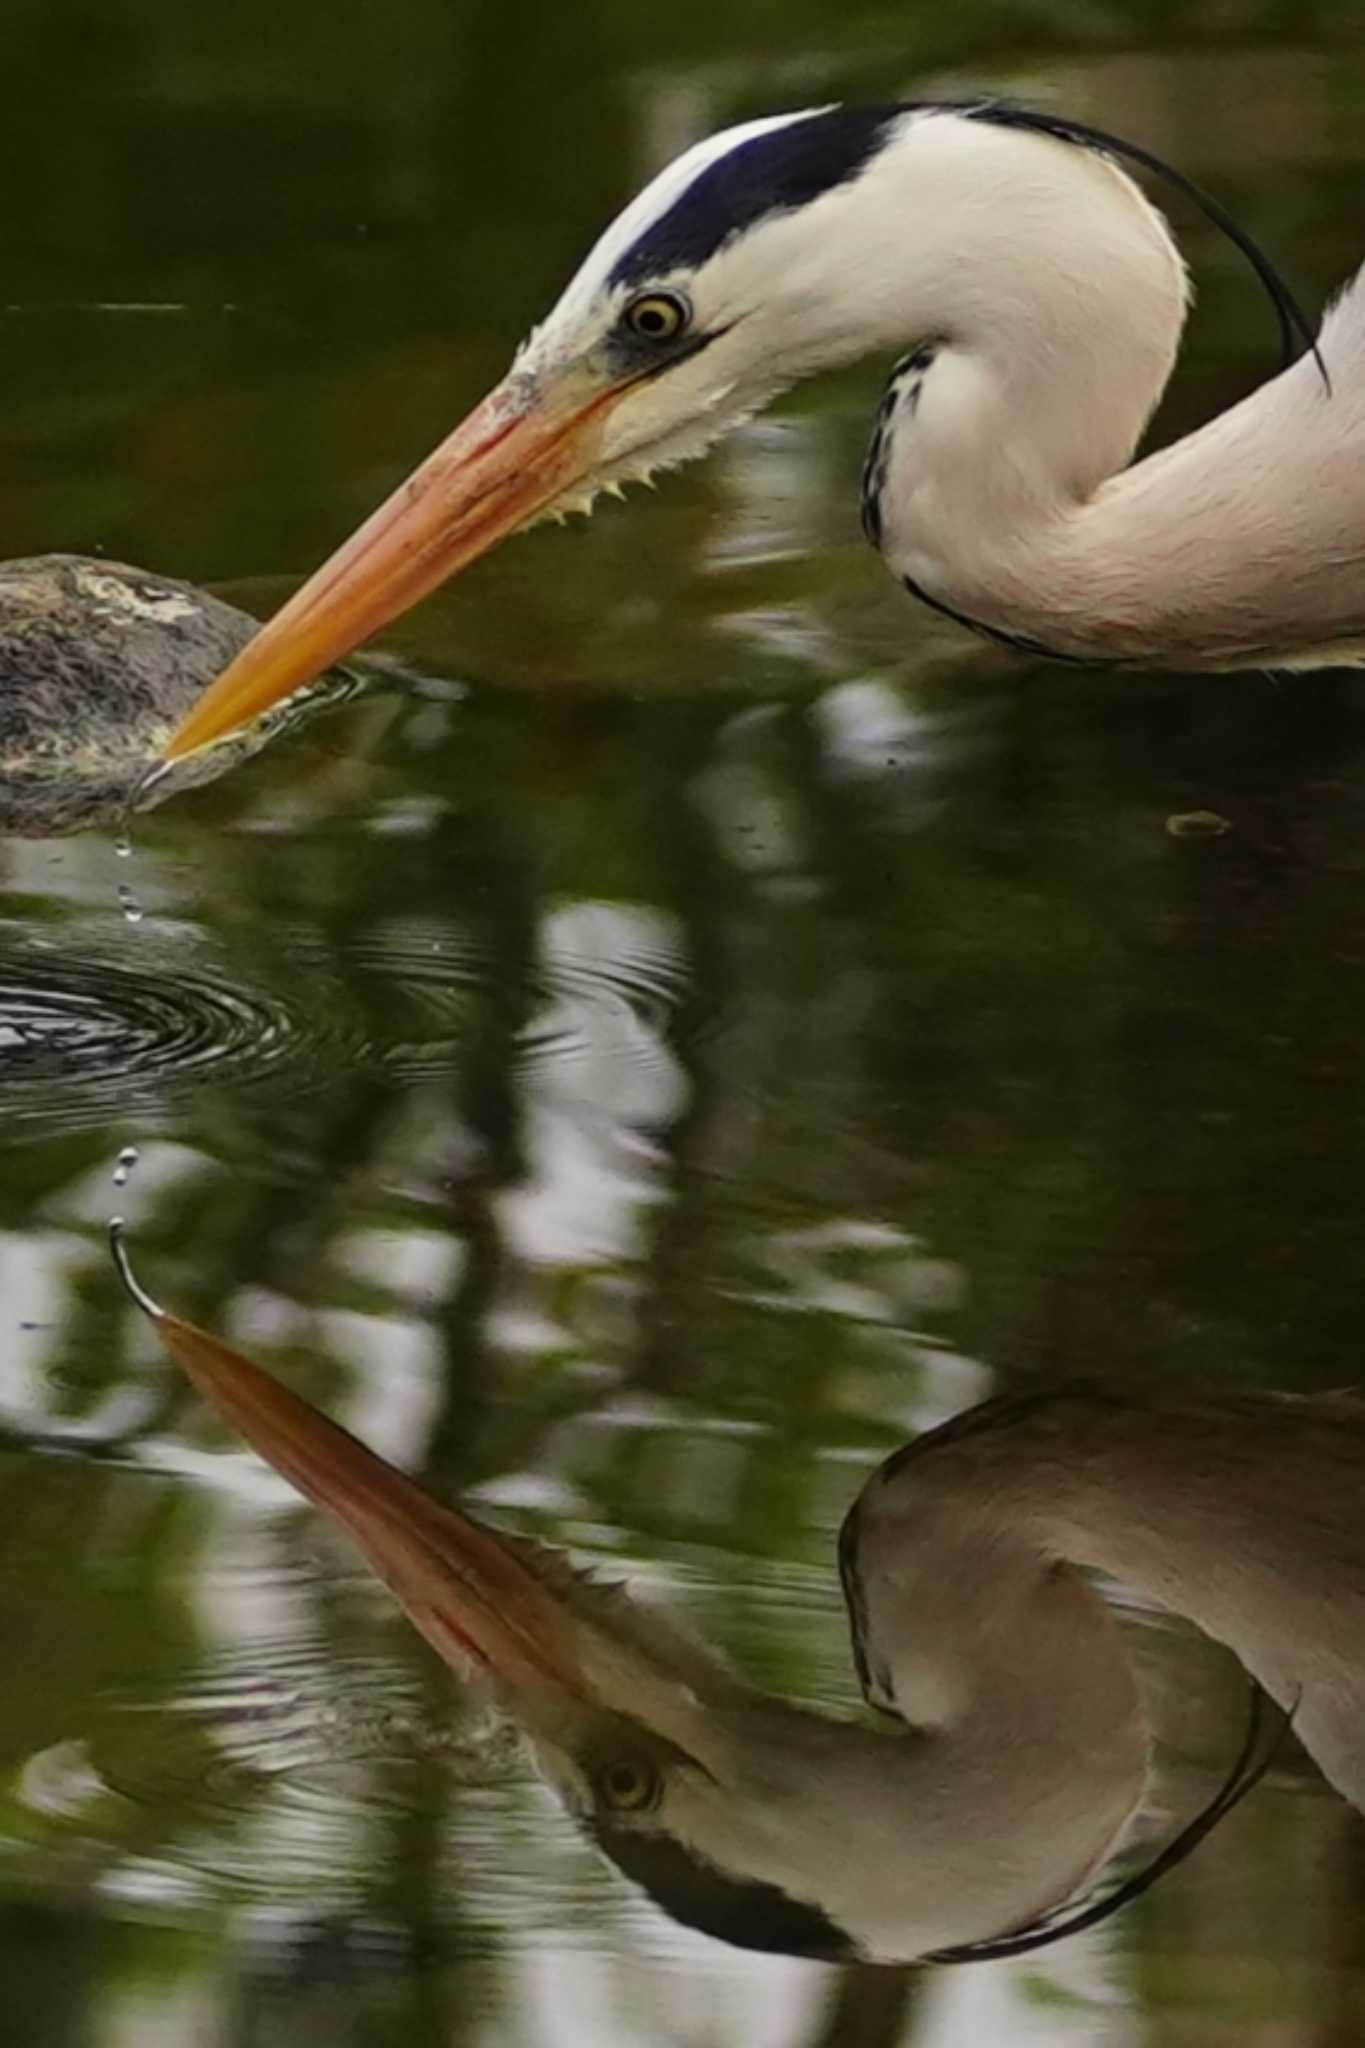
[0,555,322,835]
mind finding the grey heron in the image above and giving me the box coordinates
[163,98,1359,764]
[110,1225,1363,1964]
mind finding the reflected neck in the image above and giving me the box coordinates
[677,1503,1150,1961]
[862,1387,1365,1815]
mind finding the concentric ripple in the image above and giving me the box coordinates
[520,901,692,1124]
[342,902,697,1112]
[343,916,491,1081]
[0,934,361,1133]
[0,902,702,1141]
[13,1646,523,1916]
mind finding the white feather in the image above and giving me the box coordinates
[517,104,1365,670]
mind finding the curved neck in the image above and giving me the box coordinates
[872,1388,1365,1812]
[695,1387,1365,1962]
[842,114,1187,601]
[682,1481,1150,1962]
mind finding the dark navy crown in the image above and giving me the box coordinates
[607,105,900,288]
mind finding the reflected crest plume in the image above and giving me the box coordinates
[111,1228,1365,1964]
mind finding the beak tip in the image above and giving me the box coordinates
[109,1219,166,1321]
[156,370,610,763]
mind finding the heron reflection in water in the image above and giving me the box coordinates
[112,1226,1363,1964]
[165,98,1365,764]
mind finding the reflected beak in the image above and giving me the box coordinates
[152,1301,599,1700]
[109,1226,722,1762]
[162,367,623,762]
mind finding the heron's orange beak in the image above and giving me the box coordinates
[109,1225,608,1703]
[160,1312,603,1696]
[108,1225,722,1761]
[162,368,621,762]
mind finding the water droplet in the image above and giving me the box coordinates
[1166,809,1232,840]
[117,884,144,925]
[112,1145,140,1188]
[113,834,132,860]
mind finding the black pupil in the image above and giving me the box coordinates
[636,302,673,335]
[608,1763,644,1801]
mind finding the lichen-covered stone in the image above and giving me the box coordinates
[0,555,313,835]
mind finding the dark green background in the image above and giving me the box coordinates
[3,3,1365,2042]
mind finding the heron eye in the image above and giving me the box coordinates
[622,291,690,344]
[597,1755,661,1813]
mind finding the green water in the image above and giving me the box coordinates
[5,3,1365,2041]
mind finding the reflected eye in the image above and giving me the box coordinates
[622,291,691,344]
[597,1755,662,1813]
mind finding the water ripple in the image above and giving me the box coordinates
[0,935,360,1132]
[0,900,699,1141]
[342,902,695,1111]
[13,1650,523,1913]
[343,917,489,1080]
[520,902,691,1123]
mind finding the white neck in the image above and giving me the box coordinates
[863,1389,1365,1811]
[665,1501,1149,1962]
[852,115,1364,667]
[587,1387,1365,1962]
[840,114,1186,604]
[757,1383,1365,1957]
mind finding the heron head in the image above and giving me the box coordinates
[155,87,1320,759]
[160,103,943,760]
[111,1237,869,1956]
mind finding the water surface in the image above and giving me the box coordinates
[5,3,1365,2042]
